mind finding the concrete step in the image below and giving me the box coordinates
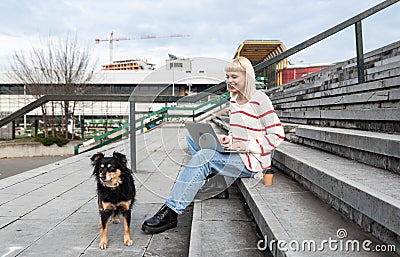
[267,41,400,100]
[270,76,400,105]
[237,172,399,256]
[188,184,271,257]
[271,77,400,109]
[265,43,400,134]
[180,122,273,256]
[210,117,400,255]
[273,141,400,253]
[292,125,400,174]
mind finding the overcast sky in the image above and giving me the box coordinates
[0,0,399,70]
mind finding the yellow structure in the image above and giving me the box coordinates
[234,40,287,86]
[102,59,155,71]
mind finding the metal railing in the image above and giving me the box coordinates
[74,92,230,155]
[254,0,399,86]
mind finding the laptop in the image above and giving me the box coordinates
[185,122,248,153]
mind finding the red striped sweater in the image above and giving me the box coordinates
[229,90,285,173]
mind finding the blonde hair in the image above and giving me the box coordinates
[224,56,256,100]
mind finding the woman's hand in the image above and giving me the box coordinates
[219,135,231,145]
[230,142,246,151]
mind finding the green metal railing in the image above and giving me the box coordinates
[74,92,230,155]
[73,123,130,155]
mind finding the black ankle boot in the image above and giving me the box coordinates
[142,204,178,234]
[196,174,230,199]
[211,188,229,199]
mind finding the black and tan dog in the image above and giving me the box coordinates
[91,152,136,249]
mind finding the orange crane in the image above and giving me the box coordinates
[95,32,190,63]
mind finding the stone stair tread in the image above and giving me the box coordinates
[275,141,400,239]
[237,172,398,256]
[277,141,400,201]
[296,124,400,158]
[297,124,400,141]
[189,186,267,257]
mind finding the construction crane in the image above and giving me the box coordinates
[95,32,190,63]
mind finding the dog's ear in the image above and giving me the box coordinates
[113,152,127,163]
[90,152,104,166]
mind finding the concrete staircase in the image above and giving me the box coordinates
[269,40,400,253]
[191,41,400,256]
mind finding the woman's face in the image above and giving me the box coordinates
[226,71,246,95]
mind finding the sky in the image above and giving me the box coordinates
[0,0,399,71]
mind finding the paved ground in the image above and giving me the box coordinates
[0,124,269,257]
[0,125,191,257]
[0,156,71,180]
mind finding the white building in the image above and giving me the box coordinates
[0,57,228,121]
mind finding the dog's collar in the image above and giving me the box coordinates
[101,181,121,189]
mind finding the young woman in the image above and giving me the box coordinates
[141,56,285,234]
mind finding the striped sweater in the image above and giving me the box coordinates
[229,90,285,173]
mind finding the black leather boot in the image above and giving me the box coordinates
[196,174,230,200]
[211,188,229,199]
[141,204,178,234]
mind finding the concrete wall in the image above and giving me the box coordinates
[0,123,12,140]
[0,140,79,158]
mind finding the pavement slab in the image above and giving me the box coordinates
[0,124,272,257]
[0,126,192,257]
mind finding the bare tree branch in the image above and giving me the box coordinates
[8,34,98,139]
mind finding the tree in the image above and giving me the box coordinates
[9,34,97,140]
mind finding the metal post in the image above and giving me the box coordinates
[172,69,175,96]
[34,116,38,136]
[12,120,15,140]
[23,84,27,129]
[355,21,365,83]
[81,118,85,140]
[129,100,136,172]
[263,68,267,87]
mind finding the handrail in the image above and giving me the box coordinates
[73,123,130,154]
[254,0,400,84]
[136,107,170,121]
[170,92,230,111]
[74,91,230,154]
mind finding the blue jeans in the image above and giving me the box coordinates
[165,133,255,214]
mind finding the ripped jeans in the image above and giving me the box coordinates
[165,133,255,214]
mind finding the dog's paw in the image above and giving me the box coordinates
[112,217,120,224]
[124,238,133,246]
[99,240,108,249]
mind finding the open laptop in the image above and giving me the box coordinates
[185,122,248,153]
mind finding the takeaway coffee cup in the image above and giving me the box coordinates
[263,169,275,186]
